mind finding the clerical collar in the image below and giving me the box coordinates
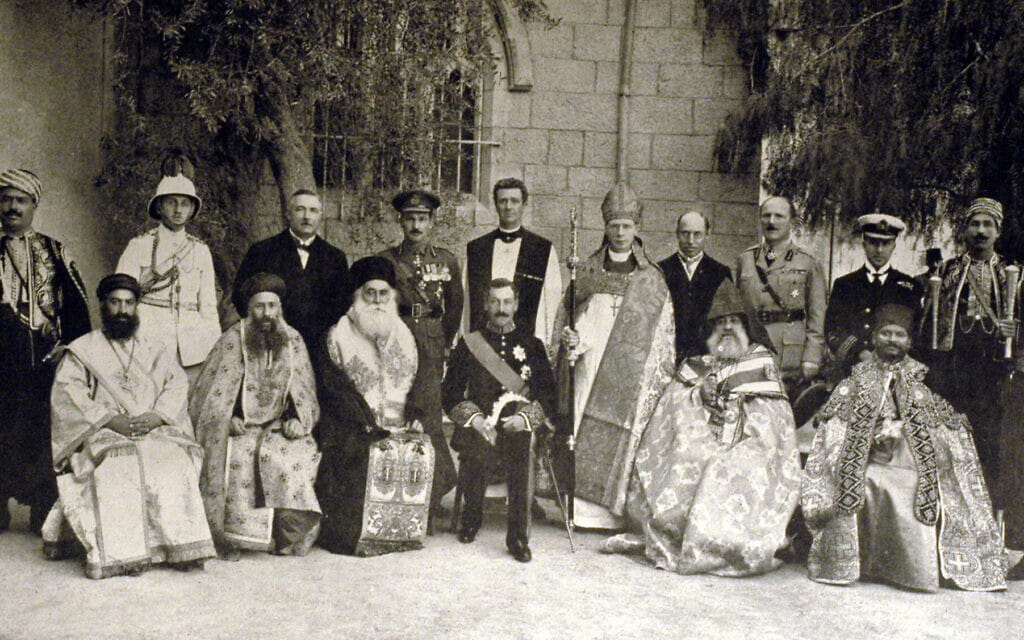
[607,247,632,262]
[496,227,523,243]
[289,229,316,248]
[486,319,516,335]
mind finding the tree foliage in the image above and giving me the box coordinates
[701,0,1024,254]
[70,0,555,281]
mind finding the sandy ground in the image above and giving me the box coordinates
[1,500,1021,640]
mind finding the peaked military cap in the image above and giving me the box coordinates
[392,189,441,214]
[855,213,905,239]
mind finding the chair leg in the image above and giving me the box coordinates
[449,482,463,534]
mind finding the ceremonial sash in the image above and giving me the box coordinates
[463,331,530,396]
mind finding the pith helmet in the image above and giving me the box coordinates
[147,174,202,220]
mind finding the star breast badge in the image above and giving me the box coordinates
[512,345,526,362]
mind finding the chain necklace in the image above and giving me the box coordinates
[106,335,137,392]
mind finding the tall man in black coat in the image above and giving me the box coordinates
[233,190,350,349]
[442,278,556,563]
[658,210,732,364]
[824,213,922,383]
[465,178,562,348]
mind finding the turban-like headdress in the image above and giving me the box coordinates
[964,197,1003,226]
[97,273,142,301]
[0,169,42,203]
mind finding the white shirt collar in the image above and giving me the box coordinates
[865,262,891,276]
[289,229,316,248]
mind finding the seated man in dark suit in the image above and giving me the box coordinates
[232,190,350,348]
[658,210,732,364]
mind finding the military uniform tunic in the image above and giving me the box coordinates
[736,240,826,382]
[378,241,462,504]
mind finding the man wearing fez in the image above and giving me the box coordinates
[824,213,922,382]
[553,183,676,531]
[116,158,221,381]
[601,282,800,577]
[736,196,826,393]
[313,257,436,556]
[0,169,91,534]
[658,210,732,364]
[803,303,1005,592]
[44,274,215,578]
[233,189,350,349]
[465,178,562,347]
[377,189,460,515]
[442,278,556,562]
[190,273,322,559]
[922,197,1018,492]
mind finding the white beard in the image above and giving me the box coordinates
[706,329,750,360]
[348,294,401,341]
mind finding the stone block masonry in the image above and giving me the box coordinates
[482,0,760,267]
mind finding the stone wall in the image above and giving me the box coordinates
[0,1,113,307]
[481,0,760,267]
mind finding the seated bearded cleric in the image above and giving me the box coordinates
[602,281,801,577]
[803,303,1006,592]
[312,256,436,556]
[43,274,215,578]
[190,273,322,559]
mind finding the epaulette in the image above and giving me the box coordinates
[742,243,759,253]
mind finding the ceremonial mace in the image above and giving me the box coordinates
[1004,265,1020,359]
[929,274,942,351]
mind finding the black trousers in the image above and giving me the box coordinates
[933,325,1009,495]
[454,427,532,547]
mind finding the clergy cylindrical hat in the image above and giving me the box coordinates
[97,273,142,301]
[350,256,397,291]
[237,272,287,316]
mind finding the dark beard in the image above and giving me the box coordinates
[101,310,139,341]
[245,318,287,357]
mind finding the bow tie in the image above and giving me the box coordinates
[496,229,523,244]
[294,238,313,252]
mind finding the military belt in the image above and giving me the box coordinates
[757,309,805,324]
[400,303,443,319]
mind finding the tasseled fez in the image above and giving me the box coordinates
[0,169,42,203]
[237,272,287,316]
[872,303,915,333]
[601,183,643,224]
[350,256,397,291]
[964,197,1004,227]
[97,273,142,301]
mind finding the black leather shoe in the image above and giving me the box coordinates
[508,540,532,563]
[457,527,478,544]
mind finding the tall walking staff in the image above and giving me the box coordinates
[929,274,942,350]
[564,206,580,537]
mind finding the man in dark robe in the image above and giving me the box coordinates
[233,189,350,348]
[442,278,556,562]
[0,168,91,533]
[312,257,435,556]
